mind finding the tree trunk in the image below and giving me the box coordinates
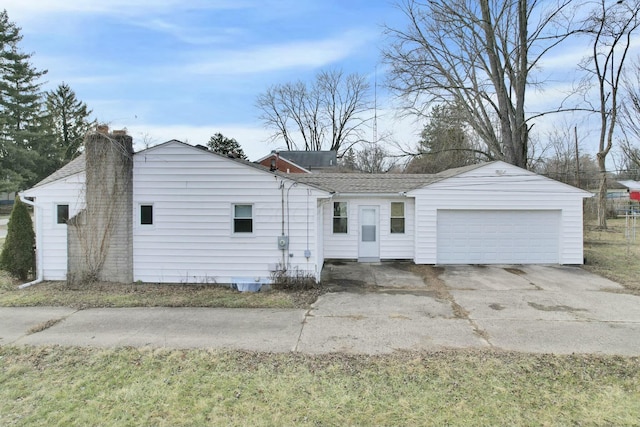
[596,154,608,229]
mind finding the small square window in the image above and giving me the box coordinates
[390,202,405,234]
[56,204,69,224]
[234,204,253,233]
[141,205,153,225]
[333,202,348,234]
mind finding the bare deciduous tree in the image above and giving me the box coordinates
[580,0,640,228]
[534,123,598,188]
[256,69,371,155]
[383,0,576,169]
[355,144,396,173]
[615,140,640,179]
[620,59,640,180]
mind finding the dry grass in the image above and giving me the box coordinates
[0,346,638,426]
[27,318,64,335]
[583,217,640,294]
[0,276,320,309]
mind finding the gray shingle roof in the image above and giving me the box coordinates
[30,139,491,195]
[32,153,86,188]
[294,163,490,193]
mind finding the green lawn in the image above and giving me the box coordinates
[1,347,638,427]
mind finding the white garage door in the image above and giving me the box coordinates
[437,210,560,264]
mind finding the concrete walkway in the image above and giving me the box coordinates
[2,264,640,355]
[0,218,8,239]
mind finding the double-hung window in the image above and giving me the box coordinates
[333,202,348,234]
[390,202,405,234]
[233,204,253,233]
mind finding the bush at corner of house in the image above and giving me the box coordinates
[0,197,35,281]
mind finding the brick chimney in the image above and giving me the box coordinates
[67,129,134,284]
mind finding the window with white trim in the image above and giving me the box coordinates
[140,204,153,225]
[56,204,69,224]
[333,202,348,234]
[390,202,405,234]
[233,204,253,233]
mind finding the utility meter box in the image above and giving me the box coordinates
[277,235,289,250]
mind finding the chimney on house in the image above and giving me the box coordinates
[67,129,134,284]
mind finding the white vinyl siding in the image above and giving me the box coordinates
[323,197,415,260]
[409,161,590,265]
[133,142,328,283]
[22,174,86,280]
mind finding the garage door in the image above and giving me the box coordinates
[437,210,560,264]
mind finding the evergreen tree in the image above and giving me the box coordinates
[0,9,48,192]
[406,103,482,174]
[207,133,247,159]
[46,82,94,167]
[339,148,358,171]
[0,197,35,280]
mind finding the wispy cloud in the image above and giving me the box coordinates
[184,29,377,75]
[132,18,245,46]
[4,0,252,21]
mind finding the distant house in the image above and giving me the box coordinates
[256,150,337,173]
[618,180,640,201]
[21,131,591,285]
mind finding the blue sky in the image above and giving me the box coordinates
[7,0,413,160]
[5,0,633,162]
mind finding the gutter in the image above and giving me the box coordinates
[18,193,43,289]
[329,192,410,198]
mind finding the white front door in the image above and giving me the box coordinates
[358,206,379,261]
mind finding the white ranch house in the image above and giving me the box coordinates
[21,132,591,285]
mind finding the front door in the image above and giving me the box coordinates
[358,206,379,262]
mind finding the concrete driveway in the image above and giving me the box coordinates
[440,265,640,354]
[2,263,640,355]
[303,262,640,355]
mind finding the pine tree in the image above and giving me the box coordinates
[46,82,94,168]
[0,197,35,280]
[406,103,480,174]
[0,9,48,192]
[339,148,357,171]
[207,133,247,159]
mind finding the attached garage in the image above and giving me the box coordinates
[409,161,592,265]
[436,210,560,264]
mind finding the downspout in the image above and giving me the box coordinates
[285,181,297,268]
[280,180,286,267]
[18,193,43,289]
